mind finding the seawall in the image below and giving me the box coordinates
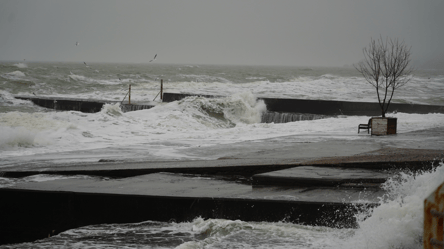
[163,93,444,116]
[0,186,366,245]
[15,94,444,116]
[14,95,154,113]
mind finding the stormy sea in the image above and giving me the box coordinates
[1,62,444,248]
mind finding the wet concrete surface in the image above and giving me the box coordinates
[2,127,442,177]
[9,173,383,203]
[253,166,389,187]
[0,172,381,244]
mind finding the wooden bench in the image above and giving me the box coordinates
[358,118,372,134]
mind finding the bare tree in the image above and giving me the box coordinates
[355,37,413,117]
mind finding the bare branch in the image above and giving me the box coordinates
[354,36,413,117]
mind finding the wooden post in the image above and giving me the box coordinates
[160,79,163,101]
[129,84,131,105]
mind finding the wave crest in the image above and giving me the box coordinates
[175,92,266,128]
[5,71,26,77]
[344,162,444,249]
[13,63,28,69]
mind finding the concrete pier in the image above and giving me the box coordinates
[15,93,444,116]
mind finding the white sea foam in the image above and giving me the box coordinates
[0,111,77,153]
[68,73,88,82]
[125,92,266,130]
[4,70,26,78]
[0,174,96,188]
[13,63,27,68]
[68,73,123,86]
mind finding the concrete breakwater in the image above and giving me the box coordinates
[163,92,444,116]
[14,95,155,113]
[14,95,332,123]
[14,95,111,113]
[15,94,444,121]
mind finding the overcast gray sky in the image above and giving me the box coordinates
[0,0,443,67]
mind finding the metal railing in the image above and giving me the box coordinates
[121,84,131,105]
[153,79,163,101]
[120,79,164,105]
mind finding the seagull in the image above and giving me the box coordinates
[149,54,157,62]
[84,62,87,66]
[76,42,79,46]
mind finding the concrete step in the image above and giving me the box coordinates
[0,172,381,245]
[253,166,390,187]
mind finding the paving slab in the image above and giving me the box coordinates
[253,166,390,187]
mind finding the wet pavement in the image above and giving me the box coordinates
[253,166,389,187]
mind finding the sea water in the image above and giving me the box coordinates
[1,62,444,166]
[1,62,444,248]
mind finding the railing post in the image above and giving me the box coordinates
[160,79,163,101]
[424,182,444,249]
[129,84,131,105]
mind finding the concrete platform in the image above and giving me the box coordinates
[253,166,389,187]
[0,173,381,245]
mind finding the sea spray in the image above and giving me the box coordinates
[220,92,266,125]
[101,103,123,117]
[341,162,444,249]
[0,112,77,151]
[0,126,37,148]
[13,63,28,69]
[137,92,266,130]
[4,71,26,78]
